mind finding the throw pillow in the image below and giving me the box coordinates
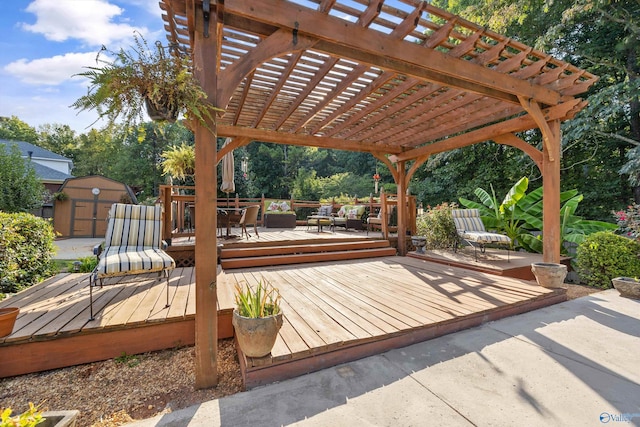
[268,202,280,211]
[337,207,346,218]
[348,208,358,219]
[280,201,290,211]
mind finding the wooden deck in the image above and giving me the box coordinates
[0,267,236,378]
[224,256,566,388]
[1,230,566,385]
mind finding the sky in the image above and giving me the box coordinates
[0,0,167,134]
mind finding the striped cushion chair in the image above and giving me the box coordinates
[89,203,176,320]
[451,209,511,261]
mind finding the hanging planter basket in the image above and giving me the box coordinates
[0,307,20,338]
[145,97,179,123]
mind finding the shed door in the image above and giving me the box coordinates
[70,199,112,237]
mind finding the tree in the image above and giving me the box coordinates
[0,144,44,213]
[0,116,38,144]
[36,123,79,160]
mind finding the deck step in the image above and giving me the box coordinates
[221,247,397,269]
[220,239,390,259]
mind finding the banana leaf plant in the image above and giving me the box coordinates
[458,177,529,248]
[460,177,616,254]
[515,187,616,254]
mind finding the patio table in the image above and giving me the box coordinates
[307,215,335,233]
[218,208,244,238]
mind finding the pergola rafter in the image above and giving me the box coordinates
[158,0,597,388]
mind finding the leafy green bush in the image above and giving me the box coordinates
[415,202,459,250]
[0,144,45,213]
[0,212,56,294]
[76,256,98,273]
[575,231,640,289]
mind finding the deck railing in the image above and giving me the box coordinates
[159,185,416,243]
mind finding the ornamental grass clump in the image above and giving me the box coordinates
[234,280,281,318]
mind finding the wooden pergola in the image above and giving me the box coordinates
[158,0,597,387]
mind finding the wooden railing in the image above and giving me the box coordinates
[159,185,416,243]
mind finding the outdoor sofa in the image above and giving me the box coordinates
[263,199,296,228]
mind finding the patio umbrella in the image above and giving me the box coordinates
[220,137,235,207]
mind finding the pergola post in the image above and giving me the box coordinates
[542,120,562,263]
[193,1,219,389]
[396,160,407,255]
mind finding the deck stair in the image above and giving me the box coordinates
[220,239,396,269]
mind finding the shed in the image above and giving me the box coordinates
[54,175,138,238]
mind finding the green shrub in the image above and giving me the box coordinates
[0,212,56,294]
[416,202,459,250]
[76,256,98,273]
[575,231,640,289]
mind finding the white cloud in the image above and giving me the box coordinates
[4,52,99,85]
[21,0,147,47]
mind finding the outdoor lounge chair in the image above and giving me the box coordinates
[89,203,176,320]
[451,208,511,262]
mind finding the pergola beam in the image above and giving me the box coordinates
[226,0,566,106]
[390,99,585,162]
[217,125,403,154]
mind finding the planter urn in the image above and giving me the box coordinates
[531,263,567,288]
[232,309,283,358]
[0,307,19,337]
[611,277,640,300]
[411,236,427,254]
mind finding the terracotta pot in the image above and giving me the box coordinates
[0,307,20,338]
[611,277,640,300]
[232,309,283,358]
[531,262,567,288]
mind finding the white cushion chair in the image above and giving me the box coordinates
[90,203,176,320]
[451,209,511,261]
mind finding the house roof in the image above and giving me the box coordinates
[30,162,74,183]
[0,139,73,163]
[0,139,74,183]
[159,0,597,160]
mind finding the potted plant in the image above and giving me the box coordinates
[52,192,68,202]
[531,262,567,288]
[611,277,640,299]
[0,307,19,338]
[232,280,283,358]
[71,33,219,130]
